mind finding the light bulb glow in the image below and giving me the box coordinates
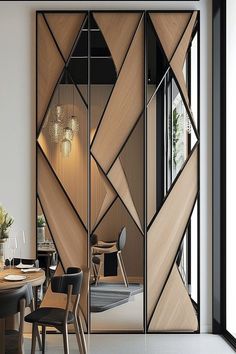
[60,138,71,158]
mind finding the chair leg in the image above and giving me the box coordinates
[30,301,42,350]
[77,314,87,354]
[42,326,46,354]
[31,323,37,354]
[95,261,102,287]
[74,317,83,354]
[62,324,69,354]
[117,251,129,287]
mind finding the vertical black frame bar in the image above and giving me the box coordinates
[87,10,91,334]
[144,10,148,334]
[212,0,226,336]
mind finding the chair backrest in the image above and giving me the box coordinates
[0,284,33,319]
[117,227,126,251]
[5,258,39,267]
[51,267,83,296]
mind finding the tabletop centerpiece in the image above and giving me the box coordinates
[0,205,14,270]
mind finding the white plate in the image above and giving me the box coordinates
[16,264,34,269]
[4,275,27,281]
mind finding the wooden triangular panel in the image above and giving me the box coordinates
[38,149,88,323]
[170,11,198,111]
[45,13,86,62]
[91,158,116,230]
[119,116,144,228]
[91,19,144,173]
[147,146,198,322]
[149,12,192,61]
[93,12,142,73]
[149,264,198,331]
[37,14,64,131]
[108,158,142,232]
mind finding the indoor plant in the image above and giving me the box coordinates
[0,205,14,269]
[37,214,46,243]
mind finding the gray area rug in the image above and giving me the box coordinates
[90,282,143,313]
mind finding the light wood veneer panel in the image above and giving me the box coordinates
[45,13,86,62]
[91,19,144,173]
[170,12,198,111]
[149,264,198,331]
[38,149,88,320]
[149,12,191,61]
[37,14,64,131]
[108,158,142,232]
[147,146,198,321]
[93,12,141,73]
[120,116,144,228]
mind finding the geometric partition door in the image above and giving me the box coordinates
[36,10,199,333]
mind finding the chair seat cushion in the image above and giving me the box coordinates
[25,307,74,326]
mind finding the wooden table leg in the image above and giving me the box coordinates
[0,318,5,354]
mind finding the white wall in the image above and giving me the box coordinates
[0,0,212,332]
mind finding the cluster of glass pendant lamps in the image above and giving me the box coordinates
[48,85,79,158]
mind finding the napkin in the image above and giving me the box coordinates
[21,268,41,273]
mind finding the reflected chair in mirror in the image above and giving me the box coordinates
[25,267,86,354]
[0,284,33,354]
[91,227,129,287]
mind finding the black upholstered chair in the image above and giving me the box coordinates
[0,284,33,354]
[5,258,39,268]
[25,267,86,354]
[91,227,129,287]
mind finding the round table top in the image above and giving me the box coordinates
[0,267,45,290]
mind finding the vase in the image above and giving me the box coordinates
[37,227,45,243]
[0,239,6,270]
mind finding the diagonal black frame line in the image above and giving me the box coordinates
[106,10,194,178]
[148,141,199,231]
[148,10,194,69]
[147,192,199,330]
[119,123,145,229]
[106,112,144,175]
[147,11,199,138]
[37,194,66,273]
[45,12,88,107]
[45,12,88,63]
[66,68,88,109]
[90,12,145,149]
[37,14,87,137]
[170,66,199,140]
[90,157,118,233]
[91,151,144,236]
[91,195,118,234]
[38,143,88,232]
[147,67,170,107]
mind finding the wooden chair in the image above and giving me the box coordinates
[91,227,129,287]
[25,267,86,354]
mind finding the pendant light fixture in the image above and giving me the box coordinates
[67,85,79,133]
[49,85,64,143]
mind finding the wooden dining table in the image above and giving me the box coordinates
[0,267,45,354]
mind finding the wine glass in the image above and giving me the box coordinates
[5,240,14,269]
[18,230,26,267]
[8,237,17,268]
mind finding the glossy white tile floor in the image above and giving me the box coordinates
[24,334,235,354]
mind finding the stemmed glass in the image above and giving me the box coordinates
[18,230,26,267]
[8,237,17,268]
